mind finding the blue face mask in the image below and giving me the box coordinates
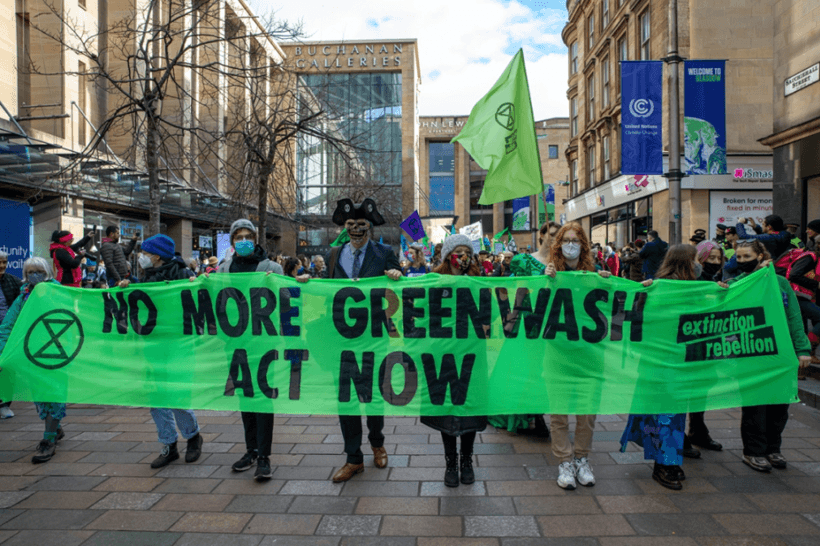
[235,240,254,257]
[28,272,47,286]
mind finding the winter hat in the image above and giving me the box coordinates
[141,234,175,261]
[695,240,721,263]
[230,219,257,240]
[807,219,820,233]
[441,234,473,262]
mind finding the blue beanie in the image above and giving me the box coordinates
[141,234,175,261]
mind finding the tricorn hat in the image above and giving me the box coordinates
[331,198,385,227]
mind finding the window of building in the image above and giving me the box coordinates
[79,0,86,9]
[602,0,609,28]
[618,35,627,94]
[571,97,578,137]
[589,15,595,49]
[428,142,455,215]
[602,58,610,109]
[571,42,578,74]
[640,10,651,60]
[588,144,597,187]
[571,159,578,197]
[603,135,610,180]
[587,74,595,123]
[78,61,87,145]
[548,145,559,159]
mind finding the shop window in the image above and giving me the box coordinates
[587,74,595,124]
[429,142,455,172]
[589,15,595,49]
[548,145,559,159]
[602,58,610,109]
[603,136,610,180]
[571,97,578,137]
[429,175,454,215]
[588,144,596,187]
[640,10,651,60]
[602,0,609,28]
[571,159,578,197]
[571,42,578,75]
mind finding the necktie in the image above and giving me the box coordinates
[352,248,363,279]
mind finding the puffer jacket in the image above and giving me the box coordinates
[100,238,136,282]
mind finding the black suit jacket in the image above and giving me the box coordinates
[325,241,400,279]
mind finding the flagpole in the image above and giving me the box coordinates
[530,194,538,250]
[665,0,683,244]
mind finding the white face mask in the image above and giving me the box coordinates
[562,242,581,260]
[138,253,154,270]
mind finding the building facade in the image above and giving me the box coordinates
[562,0,776,247]
[760,0,820,228]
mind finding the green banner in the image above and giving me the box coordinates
[0,268,798,415]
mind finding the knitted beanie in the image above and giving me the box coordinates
[141,234,175,261]
[230,219,256,240]
[808,219,820,233]
[440,234,473,262]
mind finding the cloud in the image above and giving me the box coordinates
[252,0,569,120]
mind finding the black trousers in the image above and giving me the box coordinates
[339,415,384,464]
[688,411,710,440]
[741,404,789,457]
[441,431,477,455]
[241,411,274,458]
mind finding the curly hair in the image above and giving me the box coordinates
[655,244,698,280]
[433,258,482,277]
[548,221,595,272]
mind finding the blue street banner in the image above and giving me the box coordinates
[621,61,664,175]
[684,60,727,175]
[0,198,31,279]
[512,196,530,231]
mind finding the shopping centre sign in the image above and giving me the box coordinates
[289,43,405,69]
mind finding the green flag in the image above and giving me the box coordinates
[452,49,543,205]
[330,229,349,247]
[493,227,509,241]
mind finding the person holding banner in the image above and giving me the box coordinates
[404,245,430,278]
[420,234,487,487]
[0,257,66,463]
[296,198,401,483]
[123,234,205,469]
[544,222,611,490]
[728,240,812,473]
[0,251,22,419]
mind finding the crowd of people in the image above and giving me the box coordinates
[0,200,819,494]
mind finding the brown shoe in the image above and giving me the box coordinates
[372,446,388,468]
[332,462,364,483]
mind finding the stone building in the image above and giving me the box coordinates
[760,0,820,229]
[562,0,776,247]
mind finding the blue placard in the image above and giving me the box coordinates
[621,61,664,175]
[0,198,31,279]
[684,60,727,175]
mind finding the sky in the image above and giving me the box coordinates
[250,0,570,120]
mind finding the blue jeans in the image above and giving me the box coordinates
[150,408,199,445]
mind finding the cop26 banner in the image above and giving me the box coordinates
[684,60,727,175]
[0,268,799,416]
[621,61,664,175]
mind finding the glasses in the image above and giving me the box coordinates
[560,238,582,245]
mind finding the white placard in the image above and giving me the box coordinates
[709,191,773,239]
[459,221,483,241]
[785,63,819,96]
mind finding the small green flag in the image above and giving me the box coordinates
[452,49,543,205]
[330,229,349,247]
[493,227,510,241]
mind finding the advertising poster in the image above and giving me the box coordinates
[512,196,530,231]
[0,198,32,278]
[621,61,664,175]
[685,60,727,175]
[709,191,773,239]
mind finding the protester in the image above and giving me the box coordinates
[404,245,430,277]
[432,243,443,267]
[0,251,22,419]
[477,250,494,276]
[296,198,401,482]
[216,220,283,276]
[100,225,138,287]
[311,255,326,278]
[807,220,820,252]
[119,234,204,468]
[420,234,487,487]
[786,222,804,249]
[49,229,94,287]
[622,240,646,282]
[283,258,301,278]
[639,230,668,280]
[605,245,621,277]
[544,221,611,490]
[0,257,65,462]
[492,251,514,277]
[728,239,811,472]
[205,256,219,274]
[735,214,792,259]
[696,240,725,282]
[784,232,820,367]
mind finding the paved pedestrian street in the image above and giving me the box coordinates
[2,403,820,545]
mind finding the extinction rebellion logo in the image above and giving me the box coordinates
[495,103,518,154]
[24,309,84,370]
[677,307,777,362]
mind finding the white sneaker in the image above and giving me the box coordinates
[557,461,577,490]
[0,407,13,419]
[574,457,595,487]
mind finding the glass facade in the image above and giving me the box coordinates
[429,142,454,215]
[296,72,403,217]
[590,197,653,249]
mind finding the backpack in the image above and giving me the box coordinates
[774,248,818,301]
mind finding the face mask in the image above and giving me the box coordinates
[450,253,471,271]
[737,259,760,274]
[27,272,46,286]
[693,262,703,278]
[235,240,254,257]
[703,262,721,277]
[138,253,154,270]
[562,242,581,260]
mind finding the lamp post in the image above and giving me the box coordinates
[664,0,683,244]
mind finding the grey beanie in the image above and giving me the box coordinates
[230,219,256,240]
[441,234,473,262]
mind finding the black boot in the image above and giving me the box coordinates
[32,439,56,464]
[151,442,179,469]
[682,434,701,459]
[460,449,475,485]
[652,462,682,490]
[444,444,459,487]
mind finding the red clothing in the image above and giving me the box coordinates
[606,254,620,277]
[49,242,83,287]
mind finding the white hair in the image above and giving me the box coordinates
[0,251,8,260]
[22,257,53,282]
